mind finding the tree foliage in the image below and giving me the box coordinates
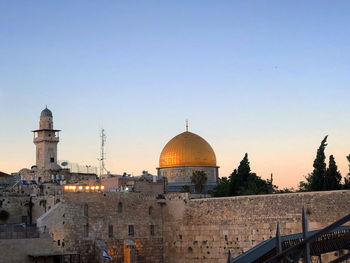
[212,177,230,197]
[191,170,207,194]
[213,153,270,197]
[344,155,350,189]
[308,135,328,191]
[324,155,342,190]
[299,136,347,191]
[180,185,190,193]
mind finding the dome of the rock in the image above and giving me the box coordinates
[157,128,219,193]
[159,131,217,168]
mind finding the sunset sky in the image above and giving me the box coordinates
[0,1,349,188]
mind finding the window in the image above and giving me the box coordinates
[118,202,123,213]
[50,157,54,163]
[57,240,60,246]
[150,225,155,236]
[83,204,88,217]
[108,225,113,238]
[128,225,134,236]
[149,206,153,216]
[84,225,89,237]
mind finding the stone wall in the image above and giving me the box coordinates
[0,195,58,224]
[38,192,164,263]
[162,190,350,263]
[134,180,164,194]
[35,190,350,263]
[0,233,56,263]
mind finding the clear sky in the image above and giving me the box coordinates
[0,1,349,188]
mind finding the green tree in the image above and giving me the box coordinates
[237,153,250,181]
[300,136,328,191]
[228,169,239,195]
[229,153,270,196]
[191,170,207,194]
[212,177,230,197]
[324,155,341,190]
[344,155,350,189]
[180,185,190,193]
[298,180,311,192]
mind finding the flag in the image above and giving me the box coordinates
[102,249,112,260]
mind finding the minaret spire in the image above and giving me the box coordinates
[186,119,188,132]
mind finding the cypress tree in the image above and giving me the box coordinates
[324,155,341,190]
[228,169,239,195]
[344,155,350,189]
[237,153,251,181]
[309,135,328,191]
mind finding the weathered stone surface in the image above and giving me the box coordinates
[34,190,350,263]
[163,191,350,263]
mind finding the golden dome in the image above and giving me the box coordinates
[159,131,217,168]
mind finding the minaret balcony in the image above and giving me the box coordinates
[33,136,59,143]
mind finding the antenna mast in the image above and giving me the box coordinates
[98,129,107,177]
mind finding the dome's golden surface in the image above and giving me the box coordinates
[159,131,217,168]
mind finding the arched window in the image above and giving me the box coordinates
[148,206,153,216]
[118,202,123,213]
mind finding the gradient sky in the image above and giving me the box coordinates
[0,1,349,188]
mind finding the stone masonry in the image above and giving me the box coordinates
[38,192,164,263]
[162,190,350,263]
[36,190,350,263]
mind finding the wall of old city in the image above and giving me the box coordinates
[162,190,350,263]
[0,233,56,263]
[38,192,164,263]
[0,195,58,224]
[34,190,350,263]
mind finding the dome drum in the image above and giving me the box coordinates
[157,166,218,184]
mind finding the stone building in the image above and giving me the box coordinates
[37,192,164,263]
[157,125,218,193]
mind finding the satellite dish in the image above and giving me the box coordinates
[61,161,68,167]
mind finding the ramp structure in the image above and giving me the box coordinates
[229,210,350,263]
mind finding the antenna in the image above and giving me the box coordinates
[186,119,188,132]
[97,128,109,177]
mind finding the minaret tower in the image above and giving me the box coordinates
[32,107,61,170]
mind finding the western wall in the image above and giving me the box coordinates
[34,189,350,263]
